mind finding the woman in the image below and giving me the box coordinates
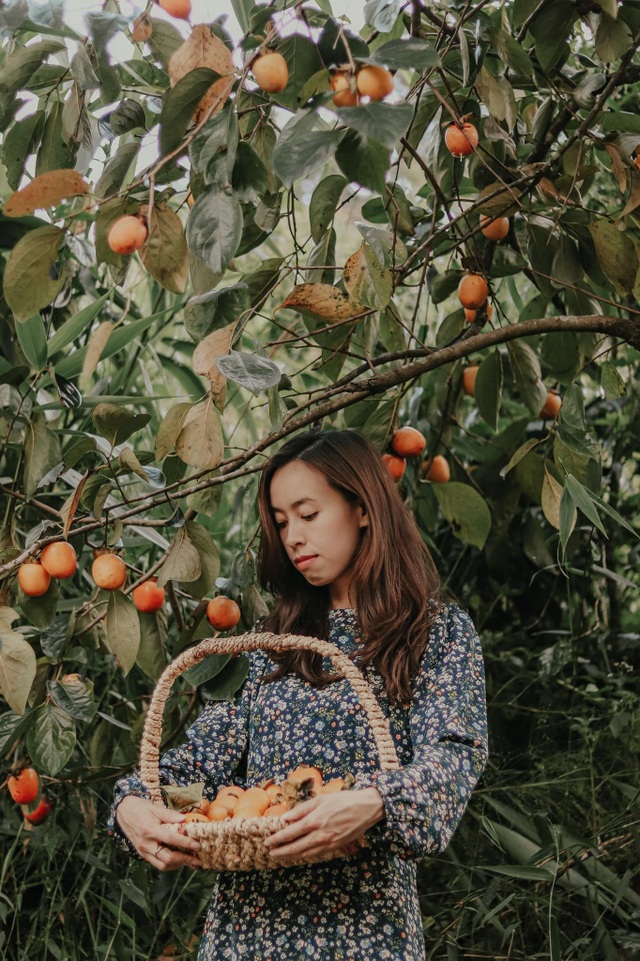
[109,429,488,960]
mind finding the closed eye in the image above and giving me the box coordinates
[302,513,318,521]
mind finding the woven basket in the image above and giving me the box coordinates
[138,631,400,871]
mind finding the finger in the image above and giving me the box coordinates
[155,807,188,824]
[149,846,202,871]
[157,829,201,855]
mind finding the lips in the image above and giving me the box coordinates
[295,554,318,570]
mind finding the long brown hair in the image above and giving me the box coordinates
[256,430,443,706]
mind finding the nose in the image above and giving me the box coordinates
[283,517,305,548]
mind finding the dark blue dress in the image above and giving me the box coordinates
[109,603,488,960]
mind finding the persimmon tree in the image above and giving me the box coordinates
[0,0,639,957]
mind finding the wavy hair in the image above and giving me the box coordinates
[256,430,443,706]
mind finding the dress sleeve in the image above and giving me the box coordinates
[107,648,266,854]
[353,604,488,860]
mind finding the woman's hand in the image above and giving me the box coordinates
[115,795,202,871]
[263,787,385,861]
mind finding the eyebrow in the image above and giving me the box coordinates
[271,497,317,513]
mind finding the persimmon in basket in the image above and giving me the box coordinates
[182,765,355,826]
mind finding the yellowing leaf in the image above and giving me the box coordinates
[157,525,202,588]
[140,203,188,294]
[0,607,37,715]
[81,321,115,385]
[276,283,365,323]
[3,169,89,217]
[168,24,234,123]
[192,321,236,410]
[541,470,563,530]
[175,397,224,469]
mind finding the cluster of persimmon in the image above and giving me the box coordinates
[18,541,77,597]
[331,64,394,107]
[180,766,354,827]
[382,428,451,485]
[6,766,52,826]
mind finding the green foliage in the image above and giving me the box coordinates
[0,0,639,957]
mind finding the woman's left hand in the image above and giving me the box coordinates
[263,787,384,861]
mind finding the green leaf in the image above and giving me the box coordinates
[187,184,242,276]
[15,313,47,369]
[183,652,233,688]
[86,11,129,52]
[175,397,225,469]
[370,38,440,70]
[595,13,632,62]
[0,607,36,715]
[337,102,413,150]
[3,225,65,322]
[364,0,403,32]
[26,702,76,775]
[491,29,534,77]
[588,219,637,295]
[184,282,249,343]
[48,294,110,356]
[2,110,44,190]
[588,489,640,538]
[94,140,140,200]
[105,590,141,676]
[141,203,188,294]
[157,525,202,588]
[432,482,492,549]
[474,350,503,431]
[181,521,220,598]
[559,485,577,554]
[190,106,238,185]
[148,17,184,69]
[530,2,577,71]
[0,39,65,95]
[601,361,626,399]
[206,655,250,700]
[92,403,151,447]
[159,67,220,156]
[272,110,346,189]
[309,174,347,244]
[35,99,77,175]
[499,438,543,479]
[564,474,607,535]
[48,677,96,723]
[275,34,326,112]
[215,350,282,395]
[483,864,556,881]
[508,341,547,415]
[24,416,62,499]
[136,610,168,681]
[336,130,389,195]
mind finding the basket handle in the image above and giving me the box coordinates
[139,631,401,802]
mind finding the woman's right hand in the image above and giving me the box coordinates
[115,795,202,871]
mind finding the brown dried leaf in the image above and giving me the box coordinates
[4,169,89,217]
[60,471,90,538]
[81,321,115,383]
[604,143,627,192]
[192,321,236,411]
[276,283,364,323]
[618,166,640,219]
[175,396,224,469]
[168,25,234,123]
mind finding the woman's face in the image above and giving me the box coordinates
[269,461,368,609]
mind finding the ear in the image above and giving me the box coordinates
[358,504,369,528]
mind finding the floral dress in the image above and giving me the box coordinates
[109,603,488,961]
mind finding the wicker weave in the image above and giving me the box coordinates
[138,632,400,871]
